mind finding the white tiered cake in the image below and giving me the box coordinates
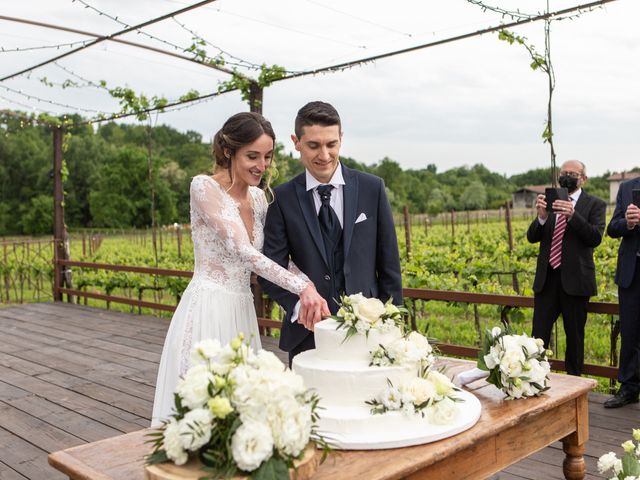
[293,319,481,450]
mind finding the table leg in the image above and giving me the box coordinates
[562,438,585,480]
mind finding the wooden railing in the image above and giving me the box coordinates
[54,259,621,380]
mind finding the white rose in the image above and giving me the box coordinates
[354,298,386,325]
[231,421,274,472]
[408,331,432,351]
[348,293,367,305]
[176,364,214,410]
[499,348,525,378]
[191,338,222,363]
[426,371,455,397]
[483,346,501,369]
[519,336,541,357]
[163,419,188,465]
[178,408,213,451]
[403,377,436,404]
[428,397,459,425]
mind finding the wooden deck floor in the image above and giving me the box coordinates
[0,303,636,480]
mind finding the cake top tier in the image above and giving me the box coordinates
[313,319,403,363]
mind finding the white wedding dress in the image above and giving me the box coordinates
[151,175,308,426]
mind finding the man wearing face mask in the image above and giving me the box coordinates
[527,160,606,376]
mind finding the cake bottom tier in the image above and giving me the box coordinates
[314,389,481,450]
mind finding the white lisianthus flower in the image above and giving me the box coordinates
[176,364,214,410]
[208,396,233,419]
[404,377,436,404]
[483,346,500,369]
[355,319,369,333]
[178,408,214,451]
[231,421,274,472]
[191,338,222,363]
[253,350,284,372]
[354,297,386,325]
[622,440,636,453]
[379,385,402,410]
[271,401,312,457]
[163,418,188,465]
[491,326,502,338]
[336,307,346,316]
[426,371,455,397]
[428,397,459,425]
[633,429,640,442]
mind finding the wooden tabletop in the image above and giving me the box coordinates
[49,360,597,480]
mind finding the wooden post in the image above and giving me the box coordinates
[249,82,263,113]
[504,200,519,293]
[466,210,471,233]
[403,205,411,259]
[450,210,455,240]
[176,226,182,258]
[52,127,68,302]
[82,231,86,257]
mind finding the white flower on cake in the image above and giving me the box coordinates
[331,293,407,340]
[367,372,462,422]
[369,329,435,373]
[147,334,326,477]
[478,326,551,400]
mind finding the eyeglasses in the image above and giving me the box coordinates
[559,171,583,179]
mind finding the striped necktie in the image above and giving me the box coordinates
[549,214,567,269]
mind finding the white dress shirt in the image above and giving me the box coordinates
[292,165,346,323]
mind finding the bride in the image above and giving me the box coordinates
[151,112,329,426]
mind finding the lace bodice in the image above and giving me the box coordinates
[189,175,307,295]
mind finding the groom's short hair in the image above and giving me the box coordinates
[295,101,341,138]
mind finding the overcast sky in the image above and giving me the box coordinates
[1,0,638,177]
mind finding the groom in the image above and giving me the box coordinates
[259,101,403,364]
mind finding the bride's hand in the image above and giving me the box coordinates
[298,283,329,331]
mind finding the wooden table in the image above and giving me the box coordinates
[49,361,596,480]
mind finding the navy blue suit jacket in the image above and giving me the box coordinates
[607,177,640,288]
[259,164,403,352]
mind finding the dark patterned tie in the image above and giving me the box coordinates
[317,185,342,259]
[549,213,567,269]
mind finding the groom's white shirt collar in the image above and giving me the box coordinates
[305,163,345,191]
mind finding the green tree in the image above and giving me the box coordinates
[460,181,488,210]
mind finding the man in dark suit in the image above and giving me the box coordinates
[260,101,403,364]
[604,176,640,408]
[527,160,606,376]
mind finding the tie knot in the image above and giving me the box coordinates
[317,184,334,205]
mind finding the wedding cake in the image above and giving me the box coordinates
[293,315,481,450]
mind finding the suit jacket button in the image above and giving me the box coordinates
[324,274,331,281]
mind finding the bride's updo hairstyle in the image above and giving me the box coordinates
[213,112,276,170]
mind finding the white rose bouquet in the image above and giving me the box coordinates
[331,293,407,340]
[478,326,552,400]
[146,334,327,479]
[597,429,640,479]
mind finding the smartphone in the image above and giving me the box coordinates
[632,189,640,207]
[545,187,569,212]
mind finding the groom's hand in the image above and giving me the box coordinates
[298,284,328,331]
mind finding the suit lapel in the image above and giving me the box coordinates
[342,165,358,258]
[573,191,590,217]
[294,175,329,267]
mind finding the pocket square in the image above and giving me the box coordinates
[355,213,368,224]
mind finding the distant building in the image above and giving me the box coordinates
[512,185,546,209]
[608,171,640,203]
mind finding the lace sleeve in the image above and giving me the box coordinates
[288,260,310,283]
[191,176,308,295]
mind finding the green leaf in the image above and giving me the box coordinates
[622,451,640,475]
[250,455,289,480]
